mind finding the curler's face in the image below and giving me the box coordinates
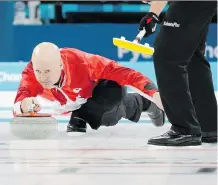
[32,42,62,89]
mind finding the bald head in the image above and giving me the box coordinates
[32,42,62,89]
[32,42,61,65]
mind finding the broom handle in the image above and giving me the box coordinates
[134,29,146,43]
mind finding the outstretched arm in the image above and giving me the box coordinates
[13,62,42,115]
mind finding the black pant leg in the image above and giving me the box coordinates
[122,93,150,122]
[153,2,217,134]
[188,27,217,133]
[71,80,126,129]
[71,80,151,129]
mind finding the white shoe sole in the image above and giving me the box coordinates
[67,132,86,136]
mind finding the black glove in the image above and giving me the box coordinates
[139,12,159,37]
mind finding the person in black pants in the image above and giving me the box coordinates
[139,1,217,146]
[67,80,164,134]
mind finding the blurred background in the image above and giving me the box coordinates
[0,1,217,115]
